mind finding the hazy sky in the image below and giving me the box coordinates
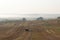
[0,0,60,18]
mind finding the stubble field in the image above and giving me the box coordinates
[0,19,60,40]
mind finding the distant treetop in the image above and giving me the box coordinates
[22,18,26,21]
[37,17,43,20]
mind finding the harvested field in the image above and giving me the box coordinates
[0,20,60,40]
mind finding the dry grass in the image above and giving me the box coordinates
[0,19,60,40]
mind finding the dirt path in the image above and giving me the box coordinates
[16,31,32,40]
[42,29,60,40]
[24,32,32,40]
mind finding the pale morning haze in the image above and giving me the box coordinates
[0,0,60,18]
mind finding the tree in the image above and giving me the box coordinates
[22,18,26,21]
[37,17,43,20]
[57,17,60,23]
[57,17,60,19]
